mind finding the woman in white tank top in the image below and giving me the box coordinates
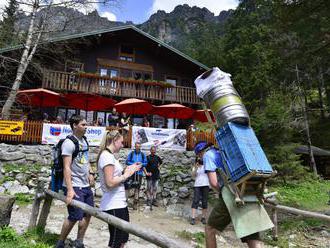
[190,158,210,225]
[97,130,141,248]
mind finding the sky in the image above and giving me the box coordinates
[99,0,239,24]
[0,0,239,23]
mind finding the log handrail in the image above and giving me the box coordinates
[42,70,202,104]
[265,200,330,222]
[39,189,190,248]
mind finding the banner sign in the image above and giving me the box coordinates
[0,120,24,135]
[42,123,106,146]
[132,126,187,151]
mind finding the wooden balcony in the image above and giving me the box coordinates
[42,70,202,105]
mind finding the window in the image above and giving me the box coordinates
[165,76,177,97]
[165,77,177,86]
[134,72,142,80]
[119,56,133,62]
[144,73,152,80]
[100,68,108,77]
[99,68,118,78]
[65,60,84,72]
[120,44,134,55]
[110,69,118,78]
[119,44,134,62]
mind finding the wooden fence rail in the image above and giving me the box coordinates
[28,182,190,248]
[0,121,43,144]
[28,184,330,247]
[0,120,215,150]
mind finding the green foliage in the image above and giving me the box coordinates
[251,91,296,147]
[0,226,18,242]
[0,175,14,184]
[15,193,33,206]
[3,163,45,173]
[267,144,308,184]
[180,22,225,68]
[265,179,329,247]
[220,0,281,110]
[270,180,330,211]
[176,230,205,247]
[0,227,57,248]
[264,217,329,247]
[24,227,58,246]
[0,0,19,48]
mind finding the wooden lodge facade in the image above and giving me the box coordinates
[1,25,208,126]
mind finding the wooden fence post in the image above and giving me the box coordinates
[37,193,53,230]
[271,208,278,241]
[45,189,190,248]
[28,181,45,229]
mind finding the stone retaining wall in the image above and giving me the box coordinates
[0,143,197,206]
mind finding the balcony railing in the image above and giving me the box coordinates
[42,70,202,105]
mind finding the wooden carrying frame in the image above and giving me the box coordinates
[202,104,277,205]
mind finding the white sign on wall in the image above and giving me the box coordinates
[42,123,106,146]
[132,126,186,151]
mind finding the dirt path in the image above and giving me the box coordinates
[10,199,245,248]
[9,200,329,248]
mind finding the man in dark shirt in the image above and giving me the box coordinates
[107,108,119,126]
[144,146,162,207]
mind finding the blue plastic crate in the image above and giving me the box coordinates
[215,122,273,182]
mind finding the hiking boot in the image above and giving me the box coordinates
[55,240,65,248]
[190,218,195,225]
[133,200,138,210]
[73,239,85,248]
[201,217,207,225]
[152,199,158,207]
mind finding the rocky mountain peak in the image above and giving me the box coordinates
[139,4,232,45]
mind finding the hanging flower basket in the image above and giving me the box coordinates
[75,72,175,88]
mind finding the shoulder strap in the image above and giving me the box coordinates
[66,135,80,159]
[129,151,134,161]
[105,148,113,154]
[82,135,89,148]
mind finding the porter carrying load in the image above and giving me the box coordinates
[194,67,277,202]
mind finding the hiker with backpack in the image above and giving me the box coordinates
[125,142,148,210]
[194,141,265,248]
[55,115,95,248]
[97,130,141,248]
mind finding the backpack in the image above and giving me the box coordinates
[128,150,145,162]
[50,135,89,192]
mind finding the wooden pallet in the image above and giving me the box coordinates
[222,170,277,205]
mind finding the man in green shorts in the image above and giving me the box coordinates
[194,141,264,248]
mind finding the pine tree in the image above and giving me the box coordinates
[0,0,19,48]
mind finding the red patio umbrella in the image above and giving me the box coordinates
[16,88,62,107]
[114,98,153,115]
[63,93,116,111]
[152,103,194,119]
[193,109,215,123]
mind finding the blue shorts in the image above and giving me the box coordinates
[63,187,94,221]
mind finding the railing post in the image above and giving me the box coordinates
[28,181,45,229]
[37,193,53,230]
[271,208,278,241]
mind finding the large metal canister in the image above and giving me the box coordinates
[194,67,250,127]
